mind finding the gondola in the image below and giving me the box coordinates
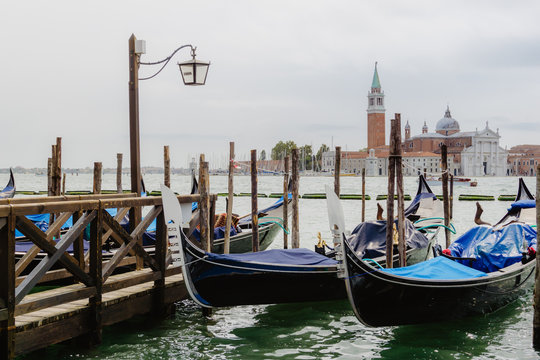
[0,169,15,199]
[161,175,444,308]
[340,178,537,327]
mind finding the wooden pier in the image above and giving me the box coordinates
[0,192,216,358]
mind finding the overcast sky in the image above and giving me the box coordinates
[1,1,539,169]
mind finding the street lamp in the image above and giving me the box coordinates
[128,34,209,265]
[128,33,209,197]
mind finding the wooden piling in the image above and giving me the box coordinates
[450,174,454,219]
[199,160,210,252]
[395,114,406,267]
[164,146,170,188]
[93,162,102,195]
[47,158,53,196]
[533,164,540,348]
[441,145,451,248]
[385,119,397,268]
[251,150,259,252]
[224,142,234,254]
[362,168,366,222]
[334,146,341,196]
[116,153,123,194]
[291,149,300,248]
[54,137,62,196]
[283,156,289,249]
[62,173,66,196]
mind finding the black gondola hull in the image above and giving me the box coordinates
[342,237,535,327]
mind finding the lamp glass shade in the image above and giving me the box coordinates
[178,59,210,85]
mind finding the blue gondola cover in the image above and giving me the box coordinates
[381,256,487,279]
[448,223,537,273]
[206,248,338,266]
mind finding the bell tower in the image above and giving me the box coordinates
[367,62,386,149]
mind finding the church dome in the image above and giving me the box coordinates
[435,106,459,132]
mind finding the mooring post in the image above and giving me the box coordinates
[395,114,406,267]
[164,146,170,188]
[450,174,454,219]
[441,145,451,248]
[533,164,540,348]
[224,142,234,254]
[54,137,62,196]
[283,156,290,249]
[386,119,397,268]
[251,149,259,252]
[291,149,300,248]
[47,157,53,196]
[0,213,15,359]
[89,204,103,345]
[199,159,210,252]
[117,153,123,194]
[362,168,366,222]
[334,146,341,196]
[93,162,102,194]
[62,173,66,195]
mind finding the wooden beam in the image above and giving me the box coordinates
[291,148,300,248]
[224,141,234,254]
[385,119,397,268]
[14,211,96,304]
[334,146,341,196]
[441,144,451,248]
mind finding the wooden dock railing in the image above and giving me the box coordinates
[0,192,216,358]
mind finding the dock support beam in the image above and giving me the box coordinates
[0,214,15,359]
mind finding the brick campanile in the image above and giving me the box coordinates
[367,62,386,149]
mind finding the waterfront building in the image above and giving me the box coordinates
[507,145,540,176]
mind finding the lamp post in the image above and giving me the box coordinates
[127,34,209,267]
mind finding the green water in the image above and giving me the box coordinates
[19,296,540,359]
[10,174,540,359]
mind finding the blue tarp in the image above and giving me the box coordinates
[382,256,487,279]
[206,248,338,266]
[508,200,536,211]
[448,223,537,273]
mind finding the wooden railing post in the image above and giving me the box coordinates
[283,156,289,249]
[291,149,300,248]
[0,214,15,359]
[89,205,103,345]
[251,150,259,252]
[72,210,85,270]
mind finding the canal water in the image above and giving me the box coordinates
[10,173,539,359]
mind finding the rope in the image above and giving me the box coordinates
[178,255,208,267]
[363,258,384,269]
